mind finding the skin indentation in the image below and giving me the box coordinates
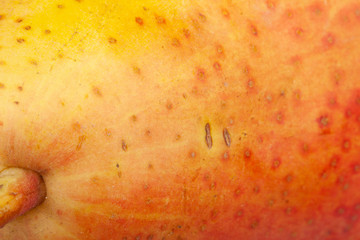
[222,8,230,18]
[213,62,221,71]
[17,38,25,43]
[76,135,86,151]
[15,18,23,23]
[108,37,117,44]
[155,15,166,24]
[322,33,336,49]
[272,158,281,169]
[121,140,128,152]
[266,1,276,10]
[135,17,144,25]
[92,87,102,97]
[223,128,231,147]
[250,24,258,36]
[205,123,212,149]
[196,68,206,82]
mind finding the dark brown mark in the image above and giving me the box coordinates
[135,17,144,25]
[108,37,117,44]
[15,18,23,23]
[223,128,231,147]
[24,25,31,30]
[44,29,52,34]
[17,86,23,91]
[121,140,128,152]
[205,123,213,149]
[17,38,25,43]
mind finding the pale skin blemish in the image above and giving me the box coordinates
[76,135,86,151]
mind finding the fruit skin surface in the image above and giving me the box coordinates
[0,0,360,239]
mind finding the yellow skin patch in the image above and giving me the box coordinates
[0,0,189,65]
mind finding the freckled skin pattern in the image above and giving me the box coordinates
[0,0,360,239]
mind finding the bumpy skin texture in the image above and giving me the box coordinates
[0,0,360,239]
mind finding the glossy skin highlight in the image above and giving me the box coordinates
[0,0,360,239]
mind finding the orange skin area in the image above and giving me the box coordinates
[0,0,360,239]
